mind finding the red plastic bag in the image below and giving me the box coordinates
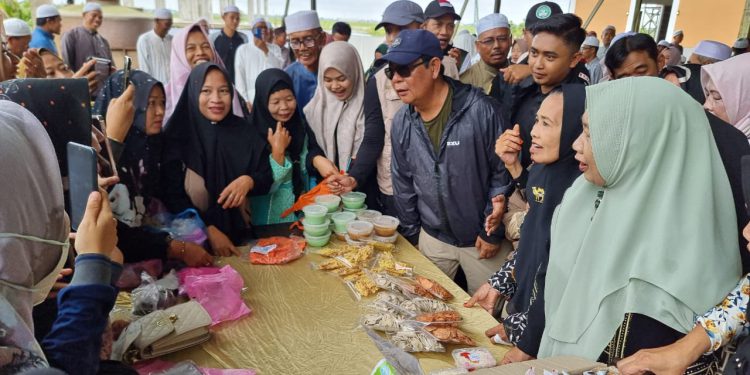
[249,236,307,265]
[183,266,251,326]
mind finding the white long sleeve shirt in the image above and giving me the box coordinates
[136,30,172,83]
[234,41,283,103]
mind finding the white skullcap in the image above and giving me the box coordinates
[83,2,102,13]
[657,40,671,47]
[154,8,172,20]
[476,13,510,37]
[251,17,266,26]
[610,31,636,47]
[582,36,599,48]
[734,38,749,49]
[223,5,240,14]
[672,29,683,37]
[693,40,732,61]
[285,10,321,34]
[36,4,60,19]
[4,18,31,37]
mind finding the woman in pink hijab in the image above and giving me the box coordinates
[164,22,244,123]
[701,53,750,141]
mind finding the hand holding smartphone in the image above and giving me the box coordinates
[67,142,98,230]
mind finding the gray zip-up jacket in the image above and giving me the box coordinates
[391,78,511,247]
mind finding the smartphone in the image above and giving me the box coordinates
[90,57,111,91]
[92,115,118,178]
[122,55,132,89]
[253,27,263,40]
[67,142,98,230]
[742,155,750,217]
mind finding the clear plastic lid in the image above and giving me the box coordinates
[357,209,382,221]
[341,192,367,201]
[315,194,341,205]
[373,215,400,229]
[331,211,357,223]
[347,220,374,235]
[302,204,327,215]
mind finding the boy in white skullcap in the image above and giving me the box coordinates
[211,5,247,83]
[283,10,325,109]
[136,8,173,83]
[580,35,603,84]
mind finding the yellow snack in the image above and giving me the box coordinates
[316,247,343,258]
[370,241,396,252]
[354,274,380,296]
[318,258,346,271]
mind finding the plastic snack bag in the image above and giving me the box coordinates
[169,208,208,246]
[131,272,177,316]
[183,265,252,326]
[250,236,306,265]
[388,322,445,353]
[452,347,496,370]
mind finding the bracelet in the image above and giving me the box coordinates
[180,241,186,257]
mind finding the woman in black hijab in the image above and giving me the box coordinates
[473,84,586,361]
[248,68,332,225]
[95,70,213,267]
[162,63,272,254]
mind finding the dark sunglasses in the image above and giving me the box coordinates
[384,57,430,80]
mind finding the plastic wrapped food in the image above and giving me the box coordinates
[371,252,413,277]
[400,298,455,314]
[375,291,407,306]
[415,310,462,325]
[424,325,476,346]
[352,273,379,297]
[389,329,445,353]
[368,299,416,319]
[361,312,402,332]
[452,348,497,370]
[369,241,396,252]
[249,236,306,265]
[131,272,177,316]
[415,275,454,301]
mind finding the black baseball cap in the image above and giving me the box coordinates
[525,1,563,29]
[375,0,425,30]
[381,29,443,65]
[424,0,461,21]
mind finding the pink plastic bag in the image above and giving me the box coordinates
[183,265,251,326]
[177,266,221,285]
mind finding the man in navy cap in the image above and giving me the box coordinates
[327,0,424,217]
[385,29,511,295]
[422,0,462,79]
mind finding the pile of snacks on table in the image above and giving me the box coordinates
[311,240,477,354]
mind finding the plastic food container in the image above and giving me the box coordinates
[357,209,382,223]
[331,211,357,233]
[315,194,341,213]
[347,220,374,240]
[302,218,331,237]
[373,233,398,244]
[302,204,328,225]
[304,230,331,247]
[373,215,400,237]
[343,204,367,214]
[341,192,366,209]
[334,231,347,241]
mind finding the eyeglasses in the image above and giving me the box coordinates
[478,35,510,47]
[385,58,428,80]
[289,35,320,49]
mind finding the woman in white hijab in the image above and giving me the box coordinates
[303,41,365,172]
[0,100,120,374]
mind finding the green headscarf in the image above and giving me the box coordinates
[538,77,741,359]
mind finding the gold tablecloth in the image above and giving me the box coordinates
[164,236,509,374]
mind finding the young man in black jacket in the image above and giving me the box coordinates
[383,29,512,294]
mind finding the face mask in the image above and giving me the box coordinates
[0,233,69,306]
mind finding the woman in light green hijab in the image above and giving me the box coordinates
[538,77,741,367]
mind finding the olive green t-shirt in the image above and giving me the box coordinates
[422,86,453,153]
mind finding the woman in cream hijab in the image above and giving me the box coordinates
[303,41,365,172]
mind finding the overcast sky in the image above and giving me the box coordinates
[62,0,573,24]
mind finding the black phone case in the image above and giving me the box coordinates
[66,142,98,230]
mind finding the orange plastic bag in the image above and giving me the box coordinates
[249,236,307,265]
[280,179,334,218]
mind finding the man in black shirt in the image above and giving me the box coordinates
[211,5,247,83]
